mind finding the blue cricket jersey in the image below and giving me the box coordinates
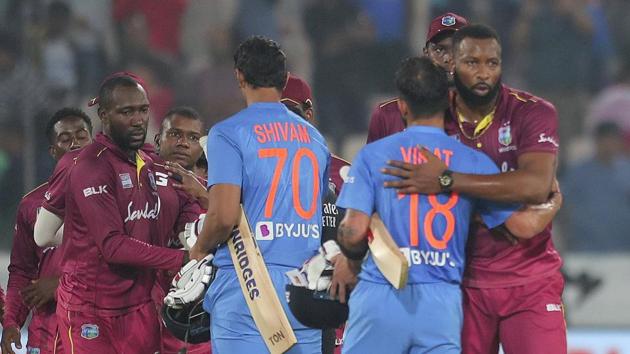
[337,125,516,284]
[206,102,330,268]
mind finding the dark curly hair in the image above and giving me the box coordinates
[233,36,287,91]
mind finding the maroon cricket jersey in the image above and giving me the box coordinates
[56,133,184,314]
[366,98,406,143]
[329,154,351,194]
[444,85,562,288]
[5,182,63,335]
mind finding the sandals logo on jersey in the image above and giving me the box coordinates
[255,221,320,240]
[80,324,99,340]
[124,197,161,222]
[498,126,512,146]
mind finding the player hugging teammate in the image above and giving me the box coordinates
[1,16,565,354]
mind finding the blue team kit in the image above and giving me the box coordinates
[203,102,329,353]
[337,126,517,353]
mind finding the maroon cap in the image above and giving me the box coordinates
[281,74,313,108]
[88,71,148,107]
[426,12,468,44]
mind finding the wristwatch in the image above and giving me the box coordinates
[438,170,454,192]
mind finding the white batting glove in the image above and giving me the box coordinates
[179,214,206,250]
[302,240,341,291]
[164,254,214,309]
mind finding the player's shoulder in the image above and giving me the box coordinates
[378,97,399,110]
[503,86,557,116]
[21,181,49,202]
[331,154,351,168]
[373,98,401,117]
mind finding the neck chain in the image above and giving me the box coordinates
[456,107,496,148]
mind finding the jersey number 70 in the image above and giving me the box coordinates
[258,148,320,220]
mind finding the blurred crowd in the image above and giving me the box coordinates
[0,0,628,253]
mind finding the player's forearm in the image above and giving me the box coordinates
[337,224,368,260]
[452,169,552,204]
[195,209,234,253]
[504,191,561,239]
[4,277,31,329]
[34,208,64,247]
[99,235,185,270]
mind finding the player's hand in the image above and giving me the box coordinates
[329,254,359,304]
[189,242,209,262]
[381,146,446,194]
[165,161,207,200]
[21,276,59,309]
[164,254,214,309]
[1,326,22,354]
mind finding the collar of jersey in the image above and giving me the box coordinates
[404,125,447,135]
[95,133,148,166]
[249,102,284,109]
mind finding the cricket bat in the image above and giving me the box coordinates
[199,136,297,353]
[368,214,409,289]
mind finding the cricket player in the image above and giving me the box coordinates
[381,24,566,353]
[367,12,468,143]
[281,74,353,354]
[188,36,329,353]
[47,75,189,353]
[336,57,560,354]
[151,106,210,354]
[2,108,93,354]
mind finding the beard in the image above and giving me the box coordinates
[453,71,501,108]
[110,124,147,152]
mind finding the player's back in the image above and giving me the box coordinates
[208,102,329,268]
[350,126,510,284]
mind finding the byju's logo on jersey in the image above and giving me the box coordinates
[255,221,274,241]
[498,126,512,146]
[80,324,99,340]
[254,221,320,240]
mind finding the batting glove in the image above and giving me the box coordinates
[164,254,214,309]
[179,214,206,250]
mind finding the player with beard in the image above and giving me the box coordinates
[381,24,565,354]
[366,12,468,143]
[48,75,190,353]
[2,108,93,354]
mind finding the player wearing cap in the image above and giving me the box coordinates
[336,56,560,354]
[46,75,190,353]
[381,24,566,354]
[188,36,329,353]
[367,12,468,143]
[281,74,354,354]
[2,108,93,354]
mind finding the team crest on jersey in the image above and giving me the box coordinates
[81,324,99,339]
[498,126,512,146]
[442,15,456,26]
[119,173,133,189]
[148,172,157,191]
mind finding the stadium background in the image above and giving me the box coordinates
[0,0,628,352]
